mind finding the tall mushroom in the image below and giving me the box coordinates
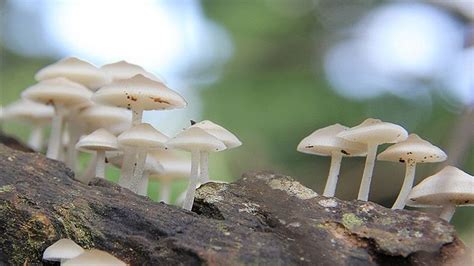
[42,238,84,265]
[377,134,447,209]
[22,78,92,159]
[92,74,186,126]
[75,129,118,183]
[297,124,367,197]
[62,249,125,266]
[117,123,168,191]
[2,99,54,151]
[407,166,474,222]
[337,118,408,201]
[190,120,242,183]
[167,127,226,210]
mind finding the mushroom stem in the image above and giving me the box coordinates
[129,149,147,192]
[199,151,209,183]
[182,150,200,210]
[65,114,82,171]
[131,108,143,126]
[46,106,66,159]
[439,204,456,222]
[392,162,417,209]
[77,154,97,184]
[358,143,378,201]
[95,150,106,179]
[118,148,137,187]
[28,124,44,151]
[323,152,343,197]
[137,174,149,196]
[159,179,171,203]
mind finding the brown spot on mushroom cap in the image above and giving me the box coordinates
[130,96,138,101]
[341,149,350,155]
[305,145,314,148]
[149,96,170,104]
[399,158,405,163]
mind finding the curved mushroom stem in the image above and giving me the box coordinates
[28,124,44,151]
[137,174,149,196]
[183,150,200,210]
[323,152,343,197]
[392,162,417,209]
[131,108,143,126]
[76,153,97,184]
[95,150,106,179]
[358,143,378,201]
[439,204,456,222]
[46,106,66,159]
[159,179,171,203]
[65,113,83,172]
[129,149,147,192]
[199,151,209,184]
[118,148,137,187]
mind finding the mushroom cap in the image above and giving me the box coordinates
[76,129,118,152]
[377,134,447,164]
[297,124,367,157]
[62,249,126,266]
[92,74,186,111]
[2,99,54,124]
[78,105,132,131]
[35,57,111,89]
[22,77,92,107]
[406,166,474,207]
[117,123,168,149]
[190,120,242,149]
[337,118,408,145]
[100,60,164,82]
[148,150,191,181]
[167,127,227,153]
[42,238,84,262]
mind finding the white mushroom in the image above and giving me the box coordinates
[167,127,226,210]
[2,99,54,151]
[297,124,367,197]
[337,118,408,201]
[78,104,132,135]
[378,134,447,209]
[75,129,118,183]
[100,60,164,82]
[92,74,186,126]
[407,166,474,222]
[190,120,242,183]
[62,249,126,266]
[43,238,84,265]
[22,77,92,160]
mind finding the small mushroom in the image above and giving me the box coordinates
[167,127,226,210]
[101,60,164,82]
[117,123,168,192]
[22,77,92,159]
[75,129,118,183]
[2,99,54,151]
[407,166,474,222]
[62,249,125,266]
[297,124,367,197]
[35,57,111,90]
[377,134,447,209]
[337,118,408,201]
[42,238,84,265]
[92,74,186,126]
[190,120,242,183]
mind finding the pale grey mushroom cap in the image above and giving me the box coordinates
[167,127,227,153]
[148,150,191,181]
[92,74,186,111]
[22,77,92,107]
[78,105,132,132]
[2,99,54,124]
[191,120,242,149]
[35,57,111,89]
[62,249,126,266]
[297,124,367,156]
[337,118,408,145]
[406,166,474,207]
[117,123,169,149]
[377,134,447,164]
[100,60,164,82]
[42,238,84,262]
[76,129,118,153]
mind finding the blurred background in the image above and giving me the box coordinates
[0,0,472,247]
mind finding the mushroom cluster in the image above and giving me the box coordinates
[297,118,472,220]
[42,238,125,265]
[3,57,242,209]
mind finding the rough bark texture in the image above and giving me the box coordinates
[0,135,472,265]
